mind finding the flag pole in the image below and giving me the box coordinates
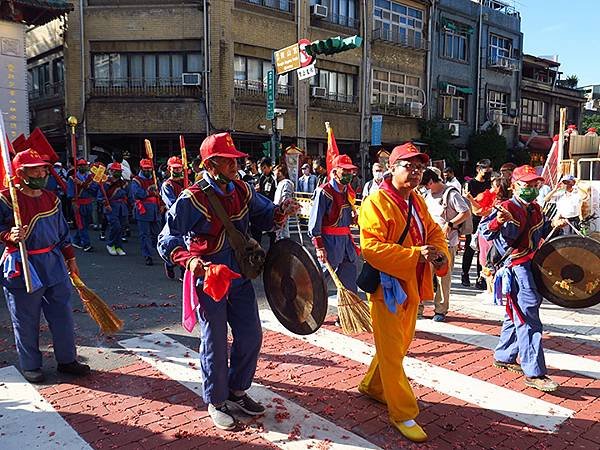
[179,135,189,189]
[0,111,34,293]
[68,116,83,230]
[557,107,566,174]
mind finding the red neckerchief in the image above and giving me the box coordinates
[380,178,427,298]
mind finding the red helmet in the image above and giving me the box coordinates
[200,132,248,161]
[77,158,88,166]
[108,162,123,172]
[12,149,49,171]
[512,165,543,183]
[139,159,153,170]
[389,142,429,166]
[167,156,183,169]
[332,154,357,170]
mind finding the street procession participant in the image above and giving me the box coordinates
[131,158,161,266]
[480,165,561,392]
[67,158,96,252]
[157,132,299,431]
[358,143,449,443]
[0,149,90,383]
[160,156,185,279]
[99,162,129,256]
[308,154,360,294]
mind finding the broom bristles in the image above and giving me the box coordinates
[71,275,123,334]
[337,287,372,335]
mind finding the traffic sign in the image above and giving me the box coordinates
[297,63,317,81]
[298,38,314,68]
[266,69,275,120]
[274,43,301,75]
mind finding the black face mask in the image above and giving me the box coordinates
[24,175,49,190]
[483,171,492,181]
[142,170,152,178]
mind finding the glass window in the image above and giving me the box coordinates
[315,0,358,27]
[130,55,143,86]
[158,54,170,84]
[489,34,512,64]
[234,56,246,81]
[371,68,420,108]
[247,59,261,82]
[144,55,156,84]
[442,26,468,62]
[487,90,509,114]
[187,54,202,72]
[373,0,424,48]
[441,95,466,122]
[311,68,356,102]
[521,97,548,134]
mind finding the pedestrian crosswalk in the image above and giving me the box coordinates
[1,304,598,449]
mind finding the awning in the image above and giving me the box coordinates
[438,81,473,95]
[441,18,475,35]
[519,135,554,153]
[7,1,73,27]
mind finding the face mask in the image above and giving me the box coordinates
[374,171,384,181]
[112,171,122,179]
[172,171,183,179]
[78,167,89,174]
[339,173,353,185]
[517,186,539,203]
[142,170,152,178]
[24,175,49,190]
[302,169,310,175]
[483,172,492,181]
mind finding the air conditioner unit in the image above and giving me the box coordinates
[408,101,423,117]
[182,73,201,86]
[445,84,457,96]
[490,108,503,123]
[311,86,327,98]
[311,4,328,18]
[448,123,460,137]
[458,148,469,162]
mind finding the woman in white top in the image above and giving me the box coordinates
[273,163,295,240]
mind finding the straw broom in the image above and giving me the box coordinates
[70,274,123,334]
[324,261,372,334]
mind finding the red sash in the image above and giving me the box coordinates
[322,226,360,255]
[136,196,159,215]
[75,198,93,206]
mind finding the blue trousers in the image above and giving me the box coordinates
[321,257,358,294]
[197,279,262,405]
[73,204,93,246]
[494,263,547,377]
[107,213,127,248]
[3,281,76,371]
[138,220,159,257]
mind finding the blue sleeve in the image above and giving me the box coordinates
[157,194,203,264]
[160,183,177,209]
[56,205,72,250]
[248,186,276,232]
[0,197,13,236]
[480,210,521,249]
[308,188,329,238]
[66,178,75,199]
[310,175,317,192]
[131,179,148,200]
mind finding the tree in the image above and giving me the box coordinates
[582,113,600,132]
[418,119,457,168]
[467,127,507,170]
[559,74,579,89]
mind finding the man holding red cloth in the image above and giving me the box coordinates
[131,158,160,265]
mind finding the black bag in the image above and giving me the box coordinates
[356,196,413,294]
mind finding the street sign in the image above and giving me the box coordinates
[298,38,314,68]
[274,43,301,75]
[266,69,275,120]
[297,63,316,81]
[371,115,383,146]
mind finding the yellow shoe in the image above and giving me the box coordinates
[357,384,387,404]
[392,420,428,443]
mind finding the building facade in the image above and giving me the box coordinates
[26,0,433,173]
[429,0,522,157]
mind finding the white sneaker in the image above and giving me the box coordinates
[106,245,117,256]
[115,247,126,256]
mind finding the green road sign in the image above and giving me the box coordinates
[266,69,275,120]
[304,35,363,57]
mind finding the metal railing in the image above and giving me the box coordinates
[320,13,359,29]
[479,0,519,17]
[238,0,294,13]
[371,102,414,117]
[372,28,428,51]
[488,55,518,71]
[310,93,359,111]
[234,79,294,103]
[29,81,64,100]
[88,78,201,97]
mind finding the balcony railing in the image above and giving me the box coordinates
[238,0,294,13]
[234,79,294,104]
[488,55,519,71]
[29,81,64,100]
[88,78,201,97]
[371,102,417,117]
[478,0,519,17]
[315,13,359,29]
[372,28,428,51]
[310,93,359,112]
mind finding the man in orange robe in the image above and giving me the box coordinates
[358,143,449,443]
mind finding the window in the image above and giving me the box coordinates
[243,0,293,13]
[312,0,358,27]
[489,34,512,64]
[521,98,548,134]
[28,63,50,97]
[310,69,355,102]
[52,58,64,84]
[371,69,421,106]
[92,52,202,86]
[234,55,290,94]
[487,90,509,114]
[373,0,424,48]
[441,28,468,62]
[441,95,466,122]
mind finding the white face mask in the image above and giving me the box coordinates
[374,171,384,181]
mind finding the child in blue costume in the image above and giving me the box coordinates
[67,158,97,252]
[158,132,297,431]
[0,149,90,383]
[98,162,129,256]
[131,158,161,266]
[160,156,185,279]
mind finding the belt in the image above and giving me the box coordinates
[6,244,55,255]
[322,226,351,236]
[76,198,94,205]
[144,197,159,204]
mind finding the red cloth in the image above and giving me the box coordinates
[326,126,340,179]
[476,189,497,212]
[203,264,241,302]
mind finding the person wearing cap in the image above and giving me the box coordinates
[543,174,587,235]
[0,149,90,383]
[480,165,565,392]
[157,132,299,431]
[67,159,96,252]
[131,158,161,265]
[358,142,449,442]
[308,154,360,295]
[98,162,129,256]
[297,162,317,193]
[362,162,384,198]
[160,156,186,279]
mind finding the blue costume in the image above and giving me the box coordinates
[480,197,551,377]
[0,189,77,371]
[98,179,129,250]
[67,172,97,247]
[308,179,358,292]
[157,172,276,405]
[131,173,161,258]
[160,177,184,210]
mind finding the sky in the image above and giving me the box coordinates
[518,0,598,86]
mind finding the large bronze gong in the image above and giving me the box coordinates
[532,235,600,309]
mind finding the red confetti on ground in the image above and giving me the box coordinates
[288,424,301,441]
[275,411,290,423]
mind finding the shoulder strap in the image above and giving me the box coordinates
[198,179,248,252]
[398,195,413,245]
[441,186,459,208]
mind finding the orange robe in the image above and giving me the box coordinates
[358,189,449,423]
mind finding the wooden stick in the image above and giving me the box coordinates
[179,135,189,189]
[143,139,159,188]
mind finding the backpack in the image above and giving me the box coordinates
[441,187,474,235]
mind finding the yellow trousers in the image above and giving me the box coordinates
[359,298,419,423]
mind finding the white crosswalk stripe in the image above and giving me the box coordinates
[118,333,381,450]
[0,366,92,450]
[260,309,574,432]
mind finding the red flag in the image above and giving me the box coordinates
[0,135,16,188]
[326,125,340,179]
[541,135,559,187]
[26,128,59,163]
[12,134,28,153]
